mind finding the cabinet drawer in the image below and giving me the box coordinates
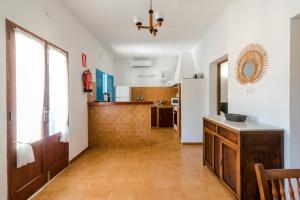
[204,120,217,132]
[218,126,238,144]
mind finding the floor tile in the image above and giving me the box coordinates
[32,128,234,200]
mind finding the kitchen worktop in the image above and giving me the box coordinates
[204,115,284,132]
[88,101,153,106]
[151,105,173,108]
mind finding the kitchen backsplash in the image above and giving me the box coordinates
[131,87,178,105]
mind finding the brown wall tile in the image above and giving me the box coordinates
[88,105,153,147]
[131,87,177,105]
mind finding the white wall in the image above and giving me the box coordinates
[173,51,196,83]
[181,79,207,143]
[290,15,300,168]
[114,56,178,86]
[191,0,300,168]
[0,0,115,199]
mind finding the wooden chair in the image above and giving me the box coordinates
[255,164,300,200]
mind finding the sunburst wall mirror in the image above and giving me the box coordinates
[236,43,268,84]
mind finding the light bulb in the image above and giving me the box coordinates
[154,11,163,21]
[133,16,142,25]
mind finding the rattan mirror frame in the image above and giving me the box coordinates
[236,44,268,84]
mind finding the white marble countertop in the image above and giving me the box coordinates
[204,115,284,132]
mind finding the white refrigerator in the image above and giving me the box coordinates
[181,78,207,143]
[115,86,131,102]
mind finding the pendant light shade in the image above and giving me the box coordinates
[154,11,163,21]
[133,16,142,25]
[133,0,164,36]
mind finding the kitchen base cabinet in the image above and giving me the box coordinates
[203,116,284,200]
[151,106,173,128]
[151,107,158,127]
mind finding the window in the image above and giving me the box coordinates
[48,46,69,139]
[96,69,114,101]
[15,29,45,144]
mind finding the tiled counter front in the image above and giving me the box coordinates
[88,103,152,147]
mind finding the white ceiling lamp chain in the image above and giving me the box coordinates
[133,0,164,36]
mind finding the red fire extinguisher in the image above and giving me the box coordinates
[82,70,92,92]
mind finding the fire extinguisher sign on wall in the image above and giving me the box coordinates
[82,53,87,67]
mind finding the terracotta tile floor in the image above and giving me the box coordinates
[33,129,234,200]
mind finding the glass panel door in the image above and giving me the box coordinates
[15,29,45,144]
[7,20,69,200]
[48,46,69,137]
[47,46,69,179]
[8,26,48,200]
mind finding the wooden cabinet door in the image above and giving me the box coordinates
[214,136,221,177]
[204,129,214,169]
[151,107,157,127]
[222,143,238,194]
[158,108,173,127]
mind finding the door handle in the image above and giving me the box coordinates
[43,107,49,122]
[8,111,12,121]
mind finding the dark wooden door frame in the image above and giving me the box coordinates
[6,19,48,200]
[6,19,69,200]
[217,59,228,115]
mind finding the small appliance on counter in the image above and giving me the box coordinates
[135,94,144,101]
[103,92,110,102]
[171,97,179,106]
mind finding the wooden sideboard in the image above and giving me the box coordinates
[203,116,284,200]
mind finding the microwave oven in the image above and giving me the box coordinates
[171,98,179,106]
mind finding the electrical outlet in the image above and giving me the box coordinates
[246,87,255,94]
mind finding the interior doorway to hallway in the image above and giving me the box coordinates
[217,60,229,115]
[208,55,228,116]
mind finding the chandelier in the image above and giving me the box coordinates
[133,0,164,36]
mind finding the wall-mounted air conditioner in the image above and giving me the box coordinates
[131,60,152,68]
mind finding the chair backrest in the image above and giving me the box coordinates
[255,164,300,200]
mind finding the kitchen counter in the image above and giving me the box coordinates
[88,101,153,147]
[204,115,284,132]
[151,104,173,108]
[88,101,153,106]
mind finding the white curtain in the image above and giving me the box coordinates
[15,29,45,168]
[48,46,69,143]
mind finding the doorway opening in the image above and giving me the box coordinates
[208,55,228,115]
[217,60,229,115]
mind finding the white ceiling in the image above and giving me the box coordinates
[61,0,232,58]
